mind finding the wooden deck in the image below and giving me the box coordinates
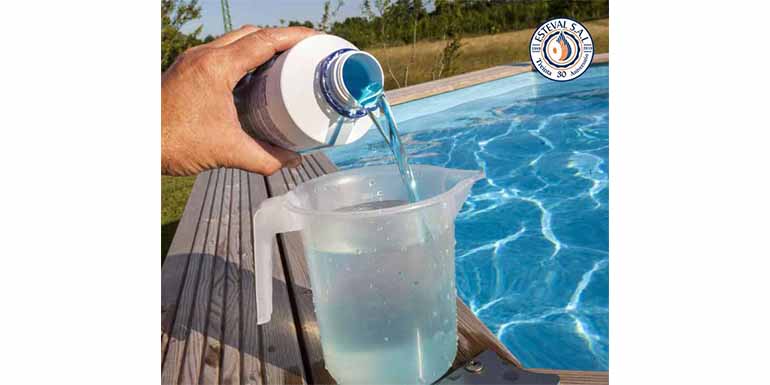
[162,61,609,384]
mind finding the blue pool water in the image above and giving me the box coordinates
[325,65,609,370]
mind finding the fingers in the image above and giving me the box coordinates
[228,130,302,175]
[219,27,319,86]
[206,25,260,48]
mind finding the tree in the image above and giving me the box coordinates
[161,0,203,71]
[402,0,427,86]
[320,0,345,33]
[432,0,463,79]
[288,20,315,28]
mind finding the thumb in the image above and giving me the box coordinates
[228,130,302,175]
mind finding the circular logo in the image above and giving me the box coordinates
[529,18,594,81]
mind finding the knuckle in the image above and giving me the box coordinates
[251,29,279,47]
[239,24,259,32]
[293,26,314,34]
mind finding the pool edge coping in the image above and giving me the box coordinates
[385,53,609,106]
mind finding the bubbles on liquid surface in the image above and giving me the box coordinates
[368,179,376,187]
[383,337,389,342]
[334,200,408,212]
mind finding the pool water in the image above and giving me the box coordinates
[325,65,609,370]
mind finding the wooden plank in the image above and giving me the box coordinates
[266,166,335,385]
[178,167,229,385]
[162,169,222,385]
[302,155,324,178]
[249,172,309,385]
[200,169,234,384]
[529,368,609,385]
[291,159,311,182]
[162,171,212,362]
[454,298,522,369]
[384,65,531,106]
[220,169,242,385]
[239,171,263,385]
[283,167,300,190]
[309,153,336,176]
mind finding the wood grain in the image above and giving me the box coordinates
[220,169,242,385]
[200,169,234,384]
[529,368,609,385]
[239,171,263,385]
[162,171,212,362]
[250,172,309,385]
[178,167,228,385]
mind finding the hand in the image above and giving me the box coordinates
[162,26,319,176]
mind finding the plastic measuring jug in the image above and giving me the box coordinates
[253,164,483,384]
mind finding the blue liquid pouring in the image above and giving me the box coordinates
[342,56,420,202]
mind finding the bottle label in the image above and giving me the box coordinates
[236,56,297,150]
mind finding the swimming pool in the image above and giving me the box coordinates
[325,65,609,371]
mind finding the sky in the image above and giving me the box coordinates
[183,0,367,37]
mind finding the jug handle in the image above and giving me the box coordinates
[253,195,302,325]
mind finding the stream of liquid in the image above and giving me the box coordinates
[353,83,421,203]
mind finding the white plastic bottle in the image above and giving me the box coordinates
[233,35,384,152]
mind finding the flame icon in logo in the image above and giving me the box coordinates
[551,32,573,62]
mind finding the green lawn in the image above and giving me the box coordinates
[161,175,196,263]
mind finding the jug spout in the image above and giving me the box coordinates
[444,169,484,217]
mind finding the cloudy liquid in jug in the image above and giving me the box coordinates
[306,226,457,384]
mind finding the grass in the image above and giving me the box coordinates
[369,18,609,90]
[160,19,609,259]
[161,175,196,263]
